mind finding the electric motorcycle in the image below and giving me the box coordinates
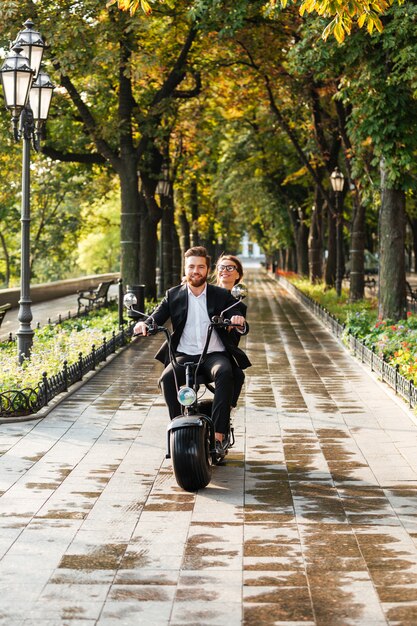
[124,283,248,492]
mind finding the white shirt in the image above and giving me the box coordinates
[176,285,225,355]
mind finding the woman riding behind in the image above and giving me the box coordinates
[214,254,247,408]
[215,254,244,291]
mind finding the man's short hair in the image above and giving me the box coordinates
[184,246,211,268]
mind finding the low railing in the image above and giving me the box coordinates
[0,273,119,308]
[0,323,134,420]
[4,297,118,344]
[277,275,417,409]
[3,278,138,343]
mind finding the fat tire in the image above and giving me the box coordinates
[170,424,212,492]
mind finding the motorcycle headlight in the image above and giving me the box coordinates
[177,386,196,407]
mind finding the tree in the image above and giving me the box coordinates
[111,0,404,42]
[1,0,202,298]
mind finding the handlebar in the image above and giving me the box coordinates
[132,315,244,375]
[134,316,242,336]
[133,321,166,337]
[210,315,243,327]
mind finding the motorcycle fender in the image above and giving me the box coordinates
[165,414,213,459]
[167,416,205,432]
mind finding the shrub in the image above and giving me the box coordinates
[0,306,122,393]
[285,274,417,386]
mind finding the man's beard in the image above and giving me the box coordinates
[187,274,206,288]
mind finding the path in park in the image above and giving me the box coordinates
[0,284,120,341]
[2,269,417,624]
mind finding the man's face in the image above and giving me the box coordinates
[185,256,208,288]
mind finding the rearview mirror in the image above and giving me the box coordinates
[123,292,137,308]
[231,282,248,300]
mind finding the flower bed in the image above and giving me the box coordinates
[0,305,134,418]
[344,311,417,386]
[285,276,417,387]
[277,274,417,409]
[0,307,121,393]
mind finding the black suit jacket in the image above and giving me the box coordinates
[148,283,251,370]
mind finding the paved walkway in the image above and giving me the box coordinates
[2,270,417,624]
[0,285,120,341]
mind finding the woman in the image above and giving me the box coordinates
[214,254,247,408]
[215,254,244,291]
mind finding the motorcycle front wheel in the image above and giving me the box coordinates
[170,423,212,492]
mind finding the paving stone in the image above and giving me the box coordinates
[4,270,417,623]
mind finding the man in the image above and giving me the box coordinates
[134,246,251,455]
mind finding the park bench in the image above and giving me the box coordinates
[77,280,114,314]
[364,276,377,290]
[344,273,376,291]
[0,303,11,328]
[406,281,417,303]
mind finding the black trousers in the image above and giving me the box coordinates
[159,352,234,434]
[232,365,245,407]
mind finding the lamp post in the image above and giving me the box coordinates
[330,167,345,297]
[0,20,54,362]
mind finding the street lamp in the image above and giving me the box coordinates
[0,20,54,362]
[330,167,345,297]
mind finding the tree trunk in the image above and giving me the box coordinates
[289,205,309,276]
[288,246,297,272]
[139,209,159,300]
[296,220,309,276]
[190,179,199,247]
[160,206,171,294]
[178,208,190,275]
[308,188,323,282]
[334,98,366,301]
[378,159,406,320]
[171,219,182,286]
[349,198,366,301]
[408,217,417,273]
[158,181,181,290]
[0,230,10,287]
[119,164,141,286]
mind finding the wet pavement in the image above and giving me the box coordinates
[0,284,119,341]
[2,269,417,624]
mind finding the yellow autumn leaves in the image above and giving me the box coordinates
[106,0,153,17]
[107,0,404,43]
[273,0,402,42]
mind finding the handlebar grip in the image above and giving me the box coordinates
[133,322,156,336]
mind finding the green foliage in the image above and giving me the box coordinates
[76,184,121,274]
[292,275,417,387]
[290,277,377,323]
[0,0,416,296]
[0,306,122,393]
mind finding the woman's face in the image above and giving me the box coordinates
[217,260,240,289]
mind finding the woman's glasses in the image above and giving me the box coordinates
[217,265,237,272]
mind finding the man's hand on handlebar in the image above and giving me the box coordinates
[134,321,149,336]
[229,315,246,333]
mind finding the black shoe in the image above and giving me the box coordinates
[214,440,225,463]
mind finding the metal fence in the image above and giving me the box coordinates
[0,324,134,420]
[277,276,417,409]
